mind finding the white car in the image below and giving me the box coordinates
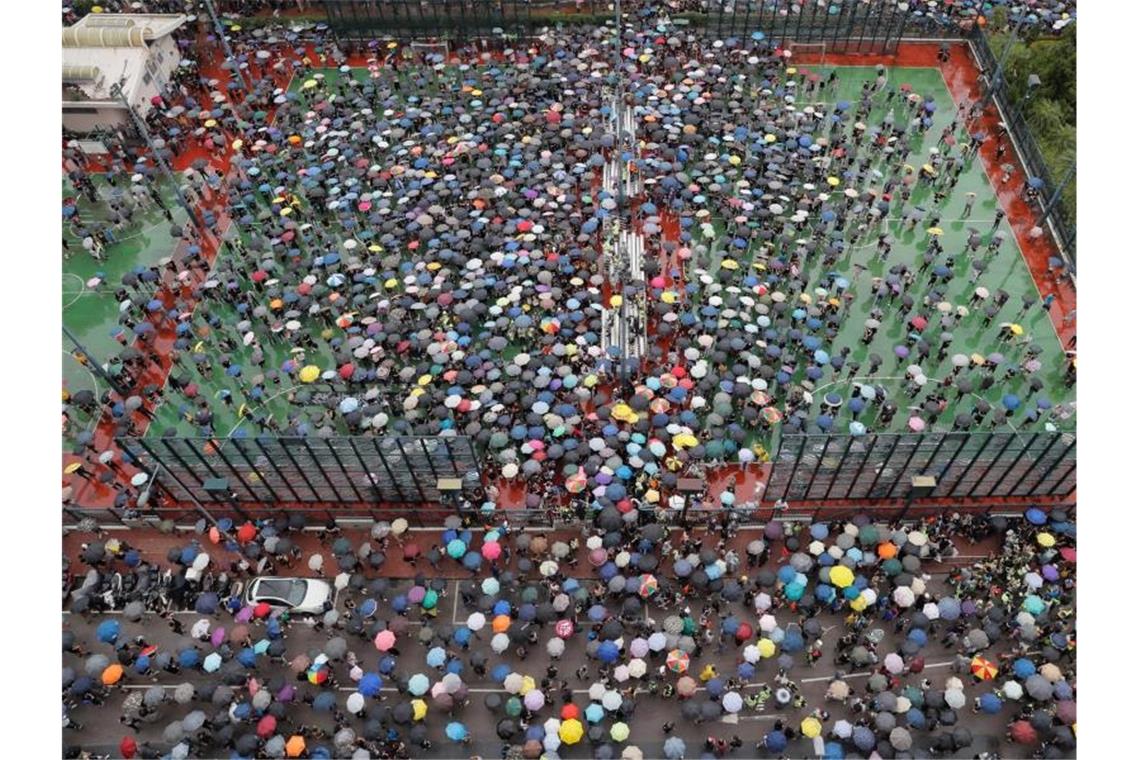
[245,577,333,614]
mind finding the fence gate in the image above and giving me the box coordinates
[766,431,1075,503]
[119,436,482,505]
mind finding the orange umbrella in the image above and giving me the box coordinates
[492,614,511,633]
[970,656,998,680]
[877,542,898,560]
[102,663,124,685]
[285,735,306,757]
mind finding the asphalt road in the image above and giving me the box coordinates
[64,565,1028,759]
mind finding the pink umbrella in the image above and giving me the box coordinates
[650,276,667,289]
[408,586,426,603]
[235,606,254,623]
[211,627,227,647]
[482,542,502,561]
[907,416,926,432]
[588,548,607,567]
[375,630,396,651]
[555,619,575,639]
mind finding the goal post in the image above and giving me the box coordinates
[786,41,827,67]
[408,40,450,64]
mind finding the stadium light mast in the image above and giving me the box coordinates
[63,324,131,398]
[202,0,252,91]
[109,80,203,233]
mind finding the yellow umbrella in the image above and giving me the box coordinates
[609,722,630,742]
[827,176,841,186]
[610,294,624,307]
[922,163,937,174]
[560,719,585,744]
[970,353,986,365]
[829,565,855,588]
[757,638,776,658]
[850,595,868,612]
[661,291,677,304]
[720,259,740,270]
[204,119,217,128]
[302,80,317,90]
[520,675,536,695]
[411,699,428,720]
[926,227,944,236]
[612,403,635,421]
[1010,323,1024,336]
[417,374,433,386]
[801,717,822,738]
[1036,532,1056,547]
[64,462,82,475]
[764,133,777,143]
[786,67,797,75]
[672,433,699,449]
[299,365,320,383]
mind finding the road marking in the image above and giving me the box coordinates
[728,714,788,722]
[62,609,202,616]
[801,659,955,683]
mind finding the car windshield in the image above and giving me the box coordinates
[258,579,306,606]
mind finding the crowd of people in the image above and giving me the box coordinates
[62,2,1074,519]
[63,505,1076,757]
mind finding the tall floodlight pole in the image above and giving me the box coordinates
[203,0,252,91]
[985,12,1027,104]
[63,325,132,398]
[109,81,203,233]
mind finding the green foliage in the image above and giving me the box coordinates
[986,22,1076,226]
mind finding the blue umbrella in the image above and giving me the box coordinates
[597,641,620,663]
[737,662,756,680]
[979,692,1003,714]
[359,673,382,696]
[907,628,928,647]
[1025,507,1048,525]
[178,649,200,668]
[765,730,787,751]
[237,648,257,667]
[313,692,337,712]
[1002,394,1021,411]
[96,620,120,644]
[426,647,447,668]
[1012,658,1036,679]
[824,741,845,759]
[446,722,469,742]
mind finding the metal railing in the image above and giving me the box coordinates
[968,24,1076,266]
[118,435,483,505]
[766,431,1075,504]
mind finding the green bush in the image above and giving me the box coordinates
[986,9,1076,227]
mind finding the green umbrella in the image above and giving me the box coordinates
[504,697,522,717]
[422,589,438,610]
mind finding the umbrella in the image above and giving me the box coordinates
[663,737,686,759]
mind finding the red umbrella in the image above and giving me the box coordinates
[254,602,271,619]
[1009,720,1037,744]
[338,363,355,379]
[734,622,753,642]
[403,543,420,561]
[257,714,277,738]
[909,655,926,673]
[237,522,257,543]
[120,736,138,758]
[1059,547,1076,563]
[560,703,580,720]
[555,619,575,639]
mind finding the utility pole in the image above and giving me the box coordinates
[109,80,203,233]
[203,0,251,91]
[63,324,131,398]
